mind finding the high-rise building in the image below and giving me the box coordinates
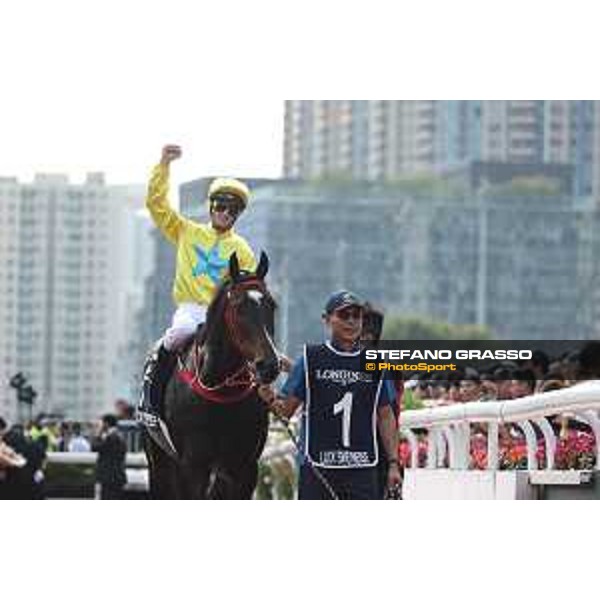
[285,100,462,179]
[240,181,593,356]
[284,101,600,199]
[0,173,145,422]
[0,178,21,423]
[139,169,598,362]
[113,207,154,402]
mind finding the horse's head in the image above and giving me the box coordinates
[221,251,280,384]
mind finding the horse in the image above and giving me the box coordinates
[143,251,281,499]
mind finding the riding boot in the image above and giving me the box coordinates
[137,339,179,459]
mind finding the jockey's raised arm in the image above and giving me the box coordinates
[145,145,187,245]
[138,144,258,457]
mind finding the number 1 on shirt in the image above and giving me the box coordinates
[333,392,353,448]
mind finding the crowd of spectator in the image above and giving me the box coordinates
[0,400,134,500]
[0,417,49,499]
[396,342,600,470]
[400,345,599,411]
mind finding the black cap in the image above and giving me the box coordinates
[324,290,364,315]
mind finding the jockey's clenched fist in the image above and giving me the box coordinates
[161,144,182,166]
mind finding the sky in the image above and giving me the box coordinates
[1,2,285,187]
[2,0,597,190]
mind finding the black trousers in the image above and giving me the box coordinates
[298,464,378,500]
[100,484,124,500]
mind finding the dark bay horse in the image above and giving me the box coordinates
[144,251,280,499]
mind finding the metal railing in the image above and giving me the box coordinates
[400,380,600,471]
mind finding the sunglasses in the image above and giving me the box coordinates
[333,307,363,321]
[211,197,242,217]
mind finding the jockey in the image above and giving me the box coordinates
[137,144,257,456]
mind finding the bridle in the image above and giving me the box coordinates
[223,277,274,358]
[178,276,275,403]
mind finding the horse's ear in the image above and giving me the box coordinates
[256,251,269,280]
[229,252,240,282]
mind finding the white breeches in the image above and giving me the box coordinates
[163,303,207,351]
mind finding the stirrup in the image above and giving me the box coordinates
[137,409,178,460]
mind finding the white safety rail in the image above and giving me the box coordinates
[47,452,148,467]
[46,423,297,469]
[400,380,600,472]
[46,439,296,496]
[46,452,149,494]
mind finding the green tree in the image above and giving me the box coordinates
[485,176,562,199]
[306,172,469,200]
[383,315,493,341]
